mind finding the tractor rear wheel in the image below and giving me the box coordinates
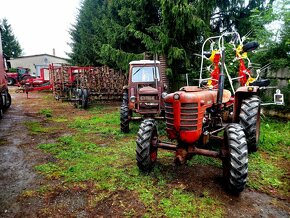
[7,78,15,86]
[120,103,130,133]
[136,119,158,171]
[223,123,248,193]
[3,92,11,111]
[239,95,261,152]
[0,93,4,119]
[122,92,128,104]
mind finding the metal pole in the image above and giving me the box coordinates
[217,49,225,109]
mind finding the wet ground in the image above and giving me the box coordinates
[0,87,289,217]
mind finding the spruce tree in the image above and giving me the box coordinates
[0,18,23,58]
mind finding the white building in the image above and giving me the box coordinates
[9,54,68,77]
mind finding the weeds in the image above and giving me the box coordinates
[39,108,53,117]
[24,121,50,134]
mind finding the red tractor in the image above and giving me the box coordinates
[120,60,168,133]
[6,67,32,86]
[0,29,11,118]
[135,34,284,193]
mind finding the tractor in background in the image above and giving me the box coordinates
[6,67,32,86]
[120,60,168,133]
[135,33,284,193]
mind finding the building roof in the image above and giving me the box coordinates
[10,53,68,61]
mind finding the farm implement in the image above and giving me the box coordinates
[14,63,126,106]
[49,64,126,108]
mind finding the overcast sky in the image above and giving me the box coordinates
[0,0,82,58]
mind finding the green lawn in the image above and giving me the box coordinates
[32,104,289,217]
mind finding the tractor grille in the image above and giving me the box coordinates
[165,102,198,131]
[140,95,156,101]
[180,103,198,131]
[165,102,174,129]
[139,95,159,111]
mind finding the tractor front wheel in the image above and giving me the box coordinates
[136,119,158,172]
[223,123,248,193]
[3,92,11,111]
[120,104,130,133]
[239,95,261,152]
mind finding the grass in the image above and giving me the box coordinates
[24,121,50,134]
[33,106,224,217]
[39,108,53,118]
[247,118,290,195]
[30,102,289,217]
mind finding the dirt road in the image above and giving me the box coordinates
[0,87,289,217]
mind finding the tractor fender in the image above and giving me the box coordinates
[233,86,260,122]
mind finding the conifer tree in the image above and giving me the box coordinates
[0,18,23,58]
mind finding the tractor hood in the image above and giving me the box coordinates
[139,86,158,95]
[179,86,203,92]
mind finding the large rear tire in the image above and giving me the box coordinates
[3,92,11,111]
[122,92,128,104]
[136,119,158,172]
[120,104,130,133]
[223,123,248,193]
[7,78,15,86]
[0,93,4,119]
[239,95,261,152]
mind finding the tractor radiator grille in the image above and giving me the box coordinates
[165,102,174,129]
[165,102,198,131]
[180,103,198,131]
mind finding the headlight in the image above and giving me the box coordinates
[173,93,180,100]
[130,96,136,103]
[161,92,168,99]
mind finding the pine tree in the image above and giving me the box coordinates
[0,18,23,58]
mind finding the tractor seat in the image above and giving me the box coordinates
[249,79,270,87]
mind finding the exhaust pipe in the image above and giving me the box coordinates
[216,49,225,110]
